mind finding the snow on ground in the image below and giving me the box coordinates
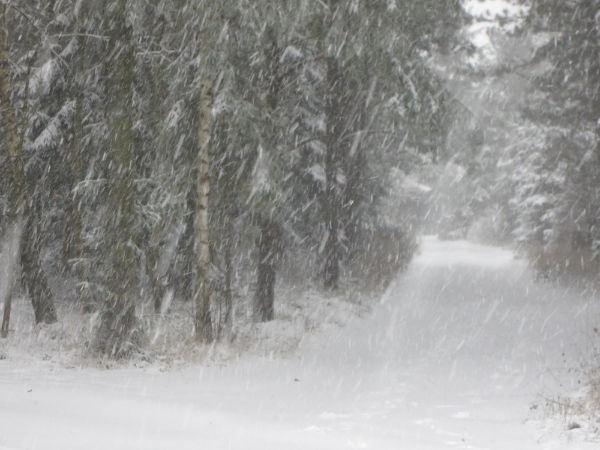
[0,284,372,369]
[1,236,600,449]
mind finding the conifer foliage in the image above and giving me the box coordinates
[519,0,600,275]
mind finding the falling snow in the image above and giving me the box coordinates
[1,0,600,448]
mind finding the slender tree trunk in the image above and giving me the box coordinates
[179,188,196,301]
[146,220,165,313]
[323,56,341,290]
[323,193,340,289]
[252,27,282,321]
[194,80,213,342]
[223,213,233,331]
[253,217,279,322]
[343,84,372,249]
[144,4,166,314]
[343,146,363,243]
[71,72,90,311]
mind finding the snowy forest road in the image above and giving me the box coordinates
[1,236,599,449]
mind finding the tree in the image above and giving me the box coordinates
[193,77,214,341]
[0,2,24,337]
[250,20,287,321]
[294,0,464,289]
[1,0,464,355]
[517,0,600,273]
[1,1,58,337]
[95,0,139,356]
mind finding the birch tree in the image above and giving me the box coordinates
[194,78,213,342]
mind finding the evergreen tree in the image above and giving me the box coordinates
[520,0,600,272]
[1,1,58,337]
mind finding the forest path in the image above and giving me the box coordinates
[1,236,599,449]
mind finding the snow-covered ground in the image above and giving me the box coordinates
[1,236,599,449]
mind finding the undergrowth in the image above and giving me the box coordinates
[533,345,600,440]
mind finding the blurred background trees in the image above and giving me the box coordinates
[425,0,600,279]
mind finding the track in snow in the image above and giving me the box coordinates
[1,236,599,449]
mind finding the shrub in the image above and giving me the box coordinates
[346,225,417,290]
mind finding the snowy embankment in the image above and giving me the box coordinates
[1,236,600,449]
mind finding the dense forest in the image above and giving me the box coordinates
[0,0,463,357]
[1,0,599,362]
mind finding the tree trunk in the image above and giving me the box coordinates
[0,3,23,337]
[20,202,58,324]
[194,79,213,342]
[0,221,22,338]
[178,187,196,301]
[223,214,233,332]
[343,80,372,251]
[96,3,138,357]
[144,6,166,314]
[146,220,165,313]
[252,27,282,321]
[63,28,92,311]
[323,56,342,290]
[253,217,279,322]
